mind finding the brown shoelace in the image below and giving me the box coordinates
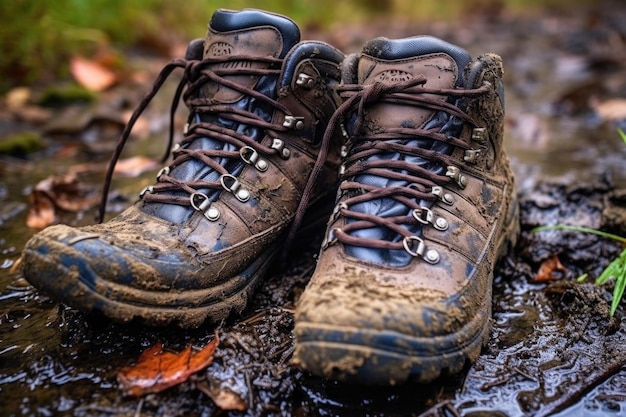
[98,55,294,221]
[290,77,491,251]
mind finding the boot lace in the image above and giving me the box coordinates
[99,55,297,222]
[303,77,491,259]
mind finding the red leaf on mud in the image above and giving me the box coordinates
[534,255,567,282]
[117,333,220,397]
[26,171,100,229]
[70,56,117,92]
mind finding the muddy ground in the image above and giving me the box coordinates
[2,1,626,416]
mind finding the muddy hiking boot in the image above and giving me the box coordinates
[293,36,519,384]
[21,9,345,327]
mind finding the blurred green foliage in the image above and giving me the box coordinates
[0,0,591,93]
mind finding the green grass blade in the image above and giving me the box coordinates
[576,273,588,283]
[610,261,626,316]
[618,127,626,146]
[531,225,626,244]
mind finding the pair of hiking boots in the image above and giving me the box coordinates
[21,9,519,385]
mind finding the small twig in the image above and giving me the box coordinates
[230,333,254,356]
[133,397,144,417]
[245,372,254,411]
[512,366,537,382]
[535,359,626,417]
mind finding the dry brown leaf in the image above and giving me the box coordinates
[26,192,56,229]
[70,56,117,92]
[34,172,100,212]
[117,333,219,397]
[196,381,247,412]
[25,170,100,229]
[534,255,567,282]
[114,156,158,177]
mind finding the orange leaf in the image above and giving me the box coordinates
[117,333,219,397]
[26,192,56,229]
[70,56,117,92]
[534,255,567,282]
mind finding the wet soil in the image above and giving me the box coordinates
[2,1,626,416]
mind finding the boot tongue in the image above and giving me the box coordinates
[202,9,300,102]
[356,36,470,129]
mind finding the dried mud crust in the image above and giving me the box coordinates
[292,269,491,385]
[292,191,520,385]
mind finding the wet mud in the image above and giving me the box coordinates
[2,1,626,416]
[2,176,625,417]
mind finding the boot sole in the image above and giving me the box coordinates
[295,299,489,384]
[23,240,279,328]
[295,194,520,385]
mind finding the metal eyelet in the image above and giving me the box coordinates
[330,202,347,222]
[139,186,153,199]
[446,166,467,189]
[240,146,268,172]
[296,73,315,88]
[403,236,439,264]
[431,186,454,205]
[271,138,291,159]
[412,207,449,231]
[283,116,305,130]
[220,174,250,203]
[471,127,488,144]
[464,149,481,164]
[339,123,349,139]
[183,123,190,135]
[322,228,339,249]
[424,249,440,264]
[434,217,449,231]
[190,192,220,221]
[156,166,170,181]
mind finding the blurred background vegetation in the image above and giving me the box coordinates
[0,0,591,93]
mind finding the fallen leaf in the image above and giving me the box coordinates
[534,255,567,282]
[26,170,100,229]
[39,172,99,211]
[26,192,55,229]
[196,380,248,412]
[593,98,626,122]
[117,332,219,397]
[114,156,158,177]
[70,56,117,92]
